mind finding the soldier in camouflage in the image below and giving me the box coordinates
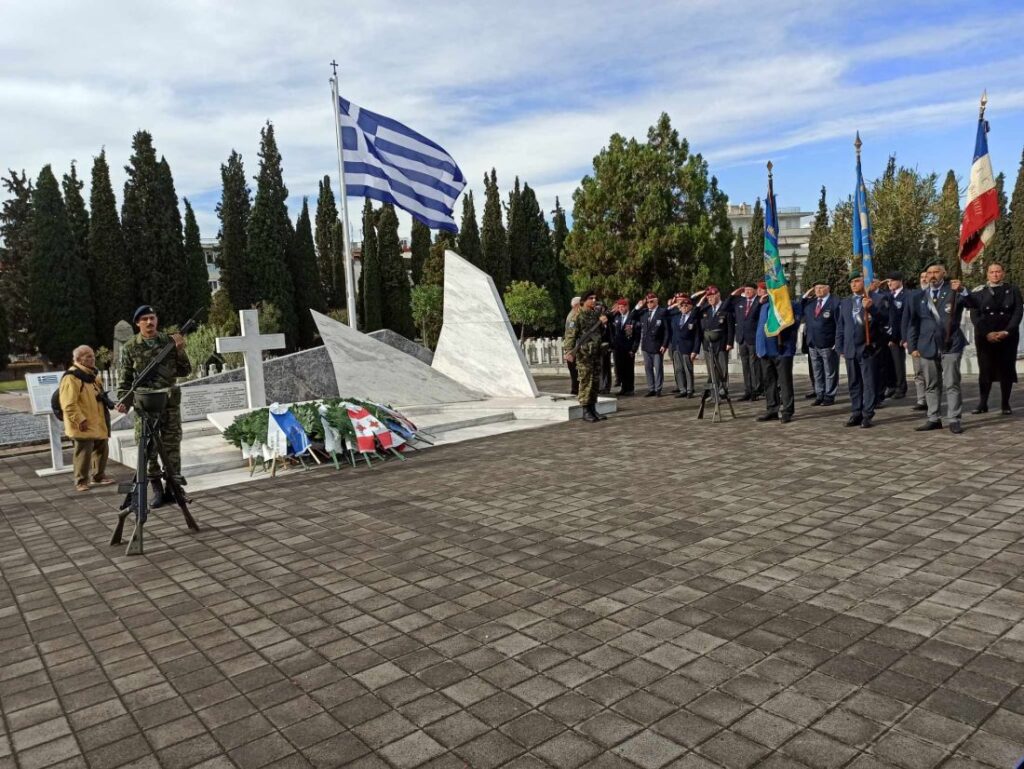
[116,306,191,506]
[563,290,608,423]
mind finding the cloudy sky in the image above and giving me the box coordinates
[3,0,1023,240]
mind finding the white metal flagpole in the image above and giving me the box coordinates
[330,61,359,328]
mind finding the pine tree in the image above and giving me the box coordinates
[289,198,327,348]
[741,198,764,284]
[1008,148,1024,288]
[154,157,190,317]
[377,204,415,337]
[217,150,252,312]
[935,170,962,278]
[481,169,509,293]
[62,163,90,315]
[869,156,938,279]
[29,166,93,364]
[87,150,132,345]
[423,231,454,287]
[0,171,35,352]
[182,200,211,319]
[986,172,1012,272]
[315,175,346,309]
[409,218,431,285]
[457,191,483,268]
[825,199,855,294]
[507,177,530,281]
[246,123,297,346]
[360,199,383,331]
[731,229,747,285]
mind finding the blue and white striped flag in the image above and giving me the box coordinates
[338,97,466,232]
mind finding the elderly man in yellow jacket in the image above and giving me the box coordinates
[59,345,115,492]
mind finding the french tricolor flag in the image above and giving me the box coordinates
[959,102,999,264]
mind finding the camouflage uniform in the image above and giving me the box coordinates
[117,332,192,479]
[564,306,602,407]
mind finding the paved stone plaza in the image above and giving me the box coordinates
[2,379,1024,769]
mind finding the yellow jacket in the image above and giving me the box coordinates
[59,365,109,440]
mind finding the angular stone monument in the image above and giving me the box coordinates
[433,251,539,398]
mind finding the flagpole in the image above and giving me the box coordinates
[855,132,871,347]
[330,61,359,328]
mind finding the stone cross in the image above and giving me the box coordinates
[215,309,286,408]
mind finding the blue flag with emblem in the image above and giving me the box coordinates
[852,132,875,284]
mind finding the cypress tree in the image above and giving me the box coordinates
[289,198,327,348]
[154,157,190,316]
[377,204,415,337]
[62,162,90,311]
[122,131,164,307]
[481,169,509,293]
[423,231,454,287]
[551,196,573,309]
[519,185,560,311]
[246,122,297,346]
[315,175,346,309]
[0,171,35,353]
[935,170,962,278]
[743,198,764,284]
[803,186,831,289]
[0,293,8,372]
[360,199,383,331]
[457,191,483,268]
[731,229,746,286]
[1007,148,1024,288]
[507,177,530,281]
[29,166,93,365]
[182,199,211,319]
[986,172,1012,272]
[88,150,132,345]
[217,150,252,311]
[410,218,431,285]
[708,177,735,289]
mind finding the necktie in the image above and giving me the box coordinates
[744,300,752,318]
[932,289,938,302]
[854,297,863,326]
[815,299,823,317]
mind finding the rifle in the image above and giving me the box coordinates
[570,319,606,356]
[116,310,202,410]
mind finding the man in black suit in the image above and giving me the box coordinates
[733,283,763,401]
[634,293,670,396]
[667,293,701,397]
[695,285,735,395]
[907,261,970,434]
[608,298,639,396]
[964,261,1022,415]
[801,280,840,406]
[836,272,886,428]
[885,272,910,399]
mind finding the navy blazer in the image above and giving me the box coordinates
[907,282,969,357]
[733,295,762,345]
[835,295,883,359]
[801,294,840,349]
[755,300,802,357]
[666,306,701,355]
[887,288,911,344]
[636,306,670,353]
[697,300,735,348]
[609,309,639,354]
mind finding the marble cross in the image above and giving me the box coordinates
[215,309,286,408]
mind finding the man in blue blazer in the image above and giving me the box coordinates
[733,283,763,401]
[801,280,841,406]
[835,272,884,428]
[754,295,802,423]
[667,293,701,397]
[907,261,970,434]
[634,292,670,396]
[608,298,639,396]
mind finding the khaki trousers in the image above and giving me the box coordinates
[72,439,109,485]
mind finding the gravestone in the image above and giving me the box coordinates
[179,381,248,422]
[112,320,133,365]
[215,309,286,408]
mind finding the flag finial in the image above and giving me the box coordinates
[767,160,773,176]
[980,90,988,118]
[854,132,862,155]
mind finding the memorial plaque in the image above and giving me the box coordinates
[180,381,248,422]
[26,372,63,415]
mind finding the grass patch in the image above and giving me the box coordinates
[0,380,28,393]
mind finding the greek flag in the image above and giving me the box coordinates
[338,97,466,232]
[852,133,875,284]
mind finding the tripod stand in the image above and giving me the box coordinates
[111,391,199,555]
[696,341,736,422]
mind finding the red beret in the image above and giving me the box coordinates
[614,297,628,306]
[705,285,719,295]
[645,292,658,300]
[757,281,766,289]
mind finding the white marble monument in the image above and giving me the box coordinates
[433,251,540,398]
[215,309,286,408]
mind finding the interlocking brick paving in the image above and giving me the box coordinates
[2,379,1024,769]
